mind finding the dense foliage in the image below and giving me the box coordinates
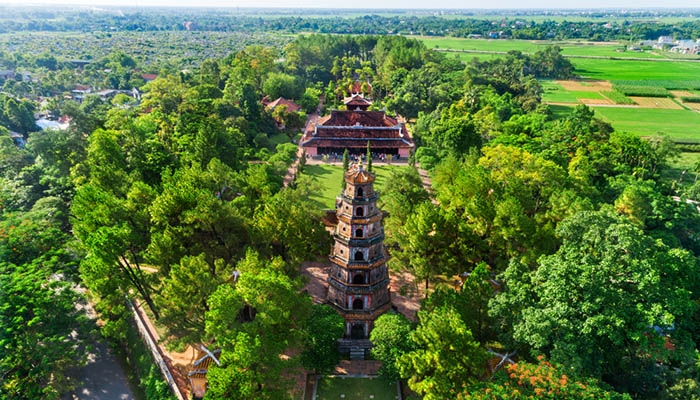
[2,22,700,400]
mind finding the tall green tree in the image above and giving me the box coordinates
[398,306,487,400]
[366,140,372,171]
[490,208,699,396]
[370,312,414,380]
[389,201,460,295]
[300,305,344,374]
[204,251,311,400]
[0,263,88,400]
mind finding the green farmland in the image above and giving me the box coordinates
[572,58,700,81]
[593,107,700,142]
[418,37,694,59]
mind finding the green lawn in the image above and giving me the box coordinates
[314,376,399,400]
[304,164,408,209]
[593,107,700,142]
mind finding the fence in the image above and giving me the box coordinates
[128,299,187,400]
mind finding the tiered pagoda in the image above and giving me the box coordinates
[327,164,391,355]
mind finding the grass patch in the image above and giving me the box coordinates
[314,376,398,400]
[303,164,408,208]
[540,80,579,103]
[593,107,700,142]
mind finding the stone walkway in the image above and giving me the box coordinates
[333,360,382,376]
[302,261,421,322]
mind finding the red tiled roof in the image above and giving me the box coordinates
[344,94,372,106]
[350,81,372,94]
[303,108,414,149]
[141,74,158,80]
[266,97,302,113]
[74,84,90,91]
[319,110,393,127]
[303,139,412,149]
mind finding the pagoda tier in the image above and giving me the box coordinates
[326,164,392,342]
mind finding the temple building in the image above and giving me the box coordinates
[300,94,414,157]
[326,164,392,357]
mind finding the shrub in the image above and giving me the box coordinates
[680,96,700,103]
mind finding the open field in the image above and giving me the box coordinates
[430,36,700,143]
[418,37,672,59]
[593,107,700,142]
[304,164,407,208]
[628,97,683,109]
[571,58,700,81]
[314,376,399,400]
[418,36,700,60]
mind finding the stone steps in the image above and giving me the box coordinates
[349,347,365,360]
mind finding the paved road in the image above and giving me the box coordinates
[62,286,136,400]
[62,339,136,400]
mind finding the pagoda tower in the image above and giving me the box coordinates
[327,163,391,347]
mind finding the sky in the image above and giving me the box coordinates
[3,0,699,9]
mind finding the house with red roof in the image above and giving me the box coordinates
[141,73,158,82]
[265,97,302,113]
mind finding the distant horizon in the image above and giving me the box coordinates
[3,1,700,11]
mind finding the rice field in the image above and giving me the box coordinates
[427,36,700,143]
[593,108,700,142]
[418,37,681,59]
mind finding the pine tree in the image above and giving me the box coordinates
[367,141,372,172]
[342,149,349,189]
[298,149,307,175]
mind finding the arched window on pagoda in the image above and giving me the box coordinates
[356,207,364,217]
[354,251,364,261]
[355,228,363,238]
[353,298,364,310]
[357,187,364,198]
[353,273,365,284]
